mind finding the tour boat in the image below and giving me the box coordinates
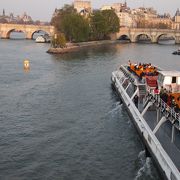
[35,34,51,43]
[35,35,46,43]
[111,62,180,180]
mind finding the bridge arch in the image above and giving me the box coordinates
[118,34,131,42]
[156,33,176,44]
[135,33,152,43]
[6,29,26,39]
[0,24,55,39]
[31,30,50,39]
[116,28,180,44]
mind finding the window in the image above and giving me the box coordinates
[172,77,176,83]
[158,74,164,85]
[158,74,162,82]
[177,77,180,84]
[161,76,164,84]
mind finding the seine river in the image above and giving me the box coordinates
[0,38,179,180]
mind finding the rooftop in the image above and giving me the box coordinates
[159,70,180,77]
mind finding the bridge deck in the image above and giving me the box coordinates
[0,23,54,39]
[117,28,180,44]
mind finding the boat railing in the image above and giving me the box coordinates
[119,65,135,83]
[112,71,180,179]
[148,92,180,129]
[117,67,180,125]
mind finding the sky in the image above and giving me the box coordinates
[1,0,180,21]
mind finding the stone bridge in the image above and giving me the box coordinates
[115,28,180,44]
[0,23,55,39]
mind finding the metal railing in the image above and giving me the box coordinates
[147,92,180,130]
[113,72,180,180]
[119,65,135,83]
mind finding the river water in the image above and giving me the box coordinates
[0,39,180,180]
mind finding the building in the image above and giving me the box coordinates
[74,0,91,14]
[130,7,173,29]
[101,2,129,13]
[20,12,32,23]
[0,10,33,24]
[172,9,180,30]
[0,9,9,23]
[112,2,130,13]
[100,5,112,11]
[100,2,132,27]
[175,8,180,23]
[117,12,134,27]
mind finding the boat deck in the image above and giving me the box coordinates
[112,64,180,179]
[144,110,180,170]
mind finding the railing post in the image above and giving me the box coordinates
[157,108,160,123]
[122,78,128,85]
[153,116,167,134]
[171,126,175,143]
[141,102,153,117]
[125,82,131,91]
[131,88,139,100]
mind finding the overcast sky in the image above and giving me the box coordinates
[1,0,180,21]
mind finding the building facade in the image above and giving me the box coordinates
[100,2,133,27]
[172,9,180,30]
[100,2,178,29]
[74,0,91,14]
[0,9,33,24]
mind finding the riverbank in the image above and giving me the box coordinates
[47,40,119,54]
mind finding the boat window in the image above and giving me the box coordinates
[161,76,164,84]
[158,74,163,82]
[158,74,160,82]
[172,77,176,83]
[177,77,180,84]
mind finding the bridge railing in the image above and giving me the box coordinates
[119,27,180,33]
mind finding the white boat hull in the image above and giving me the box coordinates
[111,68,180,180]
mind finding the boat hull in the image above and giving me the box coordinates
[111,69,180,180]
[111,81,167,179]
